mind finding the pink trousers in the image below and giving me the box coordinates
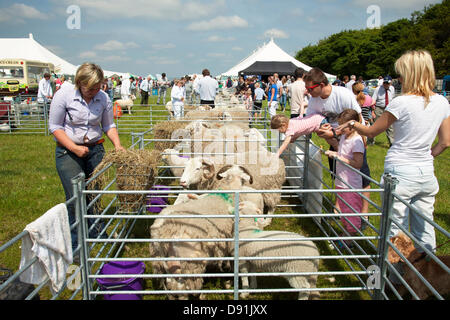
[336,187,362,234]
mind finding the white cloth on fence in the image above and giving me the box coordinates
[19,203,73,293]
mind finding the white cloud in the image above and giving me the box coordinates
[79,51,97,59]
[207,35,235,42]
[187,15,248,31]
[152,43,176,50]
[0,3,47,23]
[207,53,226,57]
[350,0,440,10]
[102,55,131,62]
[94,40,139,51]
[57,0,225,20]
[264,28,289,39]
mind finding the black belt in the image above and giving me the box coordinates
[57,138,104,148]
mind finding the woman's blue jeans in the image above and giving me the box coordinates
[55,144,106,252]
[383,164,439,252]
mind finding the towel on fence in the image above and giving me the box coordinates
[19,203,73,293]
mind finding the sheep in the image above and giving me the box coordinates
[114,94,136,114]
[181,164,265,213]
[149,194,235,300]
[161,148,189,178]
[149,165,266,300]
[176,123,266,157]
[165,101,173,117]
[236,201,320,300]
[179,150,285,218]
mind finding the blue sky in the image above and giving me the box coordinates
[0,0,442,78]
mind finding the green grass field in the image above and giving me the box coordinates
[0,93,448,300]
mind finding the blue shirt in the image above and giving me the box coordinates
[268,84,278,102]
[49,85,116,144]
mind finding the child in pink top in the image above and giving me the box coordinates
[271,113,328,157]
[325,109,364,236]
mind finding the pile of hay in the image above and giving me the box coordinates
[89,149,162,212]
[152,120,189,151]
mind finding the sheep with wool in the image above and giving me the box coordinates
[236,201,320,300]
[149,165,265,299]
[114,94,135,114]
[179,150,285,217]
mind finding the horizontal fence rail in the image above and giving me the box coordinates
[1,97,448,301]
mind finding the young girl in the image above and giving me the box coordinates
[243,88,253,121]
[271,113,328,157]
[325,109,364,239]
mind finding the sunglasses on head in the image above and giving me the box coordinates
[306,83,321,91]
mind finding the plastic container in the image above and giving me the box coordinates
[96,261,145,300]
[146,185,170,213]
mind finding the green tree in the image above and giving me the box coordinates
[295,0,449,79]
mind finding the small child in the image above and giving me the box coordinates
[243,88,253,121]
[271,113,328,157]
[325,109,364,239]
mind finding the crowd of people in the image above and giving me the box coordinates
[271,50,449,262]
[44,49,448,270]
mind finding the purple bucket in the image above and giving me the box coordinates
[146,185,170,213]
[97,261,146,300]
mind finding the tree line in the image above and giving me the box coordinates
[295,0,449,79]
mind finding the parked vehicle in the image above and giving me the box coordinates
[365,79,379,96]
[0,59,54,96]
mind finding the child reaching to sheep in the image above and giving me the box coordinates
[271,113,328,157]
[324,109,364,243]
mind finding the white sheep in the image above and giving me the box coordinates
[177,123,266,158]
[149,165,266,300]
[149,194,235,300]
[237,201,320,300]
[180,164,265,214]
[114,94,135,114]
[179,150,285,218]
[165,101,173,117]
[161,148,189,178]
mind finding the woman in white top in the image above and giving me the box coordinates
[337,50,450,252]
[171,78,185,119]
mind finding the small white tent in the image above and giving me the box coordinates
[0,33,129,78]
[221,38,335,80]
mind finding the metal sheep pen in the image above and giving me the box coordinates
[1,105,448,300]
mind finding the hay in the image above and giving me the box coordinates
[153,121,188,151]
[89,149,162,212]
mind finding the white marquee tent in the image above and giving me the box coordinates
[221,38,335,80]
[0,33,129,78]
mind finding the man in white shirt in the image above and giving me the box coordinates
[157,73,169,104]
[37,73,53,104]
[372,76,396,147]
[196,69,218,108]
[289,68,307,118]
[140,76,150,105]
[305,67,372,217]
[120,76,132,100]
[346,75,356,91]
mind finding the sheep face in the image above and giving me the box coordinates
[179,157,215,188]
[184,120,210,136]
[216,165,253,186]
